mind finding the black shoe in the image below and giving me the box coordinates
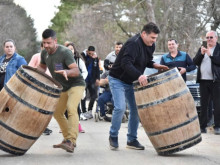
[207,117,214,127]
[104,116,111,122]
[127,140,145,150]
[43,128,52,135]
[214,127,220,135]
[109,136,118,150]
[200,128,207,133]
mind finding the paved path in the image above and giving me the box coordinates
[1,117,220,165]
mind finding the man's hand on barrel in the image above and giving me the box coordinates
[138,75,148,86]
[153,63,169,72]
[178,67,186,75]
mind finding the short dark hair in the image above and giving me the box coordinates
[42,29,56,39]
[3,39,15,46]
[88,46,95,51]
[116,41,123,45]
[141,22,160,34]
[168,38,178,44]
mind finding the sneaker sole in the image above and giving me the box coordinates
[53,144,62,148]
[126,145,145,150]
[104,119,111,122]
[84,115,93,119]
[80,117,87,121]
[60,144,74,153]
[109,145,118,150]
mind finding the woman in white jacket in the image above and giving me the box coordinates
[66,42,88,133]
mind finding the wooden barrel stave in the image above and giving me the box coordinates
[138,93,197,133]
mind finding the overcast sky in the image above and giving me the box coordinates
[14,0,61,40]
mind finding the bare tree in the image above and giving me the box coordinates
[51,0,220,59]
[0,0,38,61]
[137,0,156,23]
[210,0,220,31]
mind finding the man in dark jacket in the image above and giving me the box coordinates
[193,30,220,135]
[104,41,123,71]
[81,46,100,119]
[160,39,196,81]
[108,22,168,150]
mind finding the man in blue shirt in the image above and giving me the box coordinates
[160,39,196,81]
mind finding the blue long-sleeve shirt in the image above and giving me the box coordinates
[160,51,196,81]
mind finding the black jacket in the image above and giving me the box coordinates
[109,33,155,84]
[81,52,100,83]
[193,42,220,82]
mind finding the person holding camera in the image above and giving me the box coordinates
[96,42,123,122]
[104,42,123,71]
[160,39,196,82]
[193,30,220,135]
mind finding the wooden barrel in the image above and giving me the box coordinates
[134,67,201,155]
[0,65,63,156]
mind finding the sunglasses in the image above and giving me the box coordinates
[206,36,214,39]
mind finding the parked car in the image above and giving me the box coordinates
[144,53,201,113]
[186,70,200,113]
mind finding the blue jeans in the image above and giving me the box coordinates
[108,76,139,142]
[97,90,113,116]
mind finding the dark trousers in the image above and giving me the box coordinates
[200,80,220,128]
[81,82,98,113]
[97,90,113,116]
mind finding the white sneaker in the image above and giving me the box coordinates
[80,113,87,121]
[84,111,93,119]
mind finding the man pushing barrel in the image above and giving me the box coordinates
[108,22,168,150]
[38,29,85,153]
